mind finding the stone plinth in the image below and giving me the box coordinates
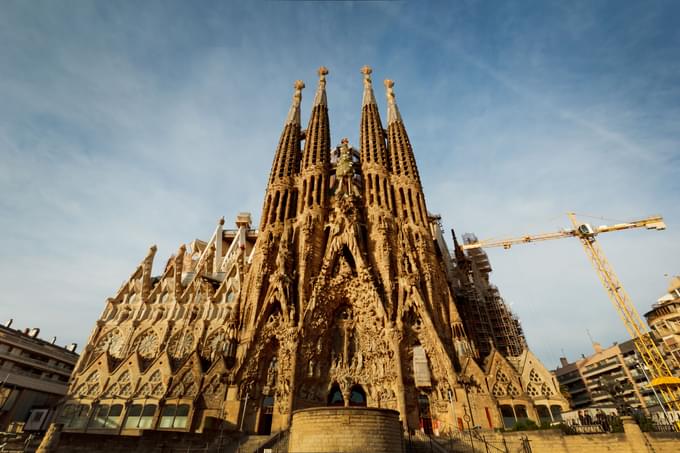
[289,407,403,453]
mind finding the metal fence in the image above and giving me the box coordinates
[403,429,532,453]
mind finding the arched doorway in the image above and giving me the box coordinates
[349,385,367,407]
[417,394,433,434]
[327,383,344,406]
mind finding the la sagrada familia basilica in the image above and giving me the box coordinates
[41,67,567,451]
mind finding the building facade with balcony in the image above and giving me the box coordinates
[645,276,680,376]
[553,340,659,417]
[0,320,79,432]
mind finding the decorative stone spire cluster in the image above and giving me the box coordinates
[51,68,566,452]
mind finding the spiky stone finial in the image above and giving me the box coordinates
[285,79,305,125]
[313,67,328,106]
[318,66,329,79]
[384,79,402,124]
[384,79,395,97]
[361,65,376,106]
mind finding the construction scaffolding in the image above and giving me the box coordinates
[451,232,527,360]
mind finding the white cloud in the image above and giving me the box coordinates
[0,1,678,371]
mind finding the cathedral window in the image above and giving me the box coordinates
[300,181,307,213]
[327,383,344,406]
[417,194,425,224]
[72,404,91,429]
[399,188,407,218]
[279,191,288,222]
[500,405,515,428]
[289,190,298,217]
[390,186,397,216]
[375,176,381,206]
[383,179,390,210]
[550,405,563,421]
[316,176,322,205]
[536,405,551,424]
[308,176,315,207]
[349,385,367,407]
[57,404,75,425]
[59,404,89,428]
[159,404,191,429]
[88,404,123,429]
[514,404,528,422]
[270,192,280,224]
[123,403,157,429]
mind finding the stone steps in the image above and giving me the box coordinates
[234,434,273,453]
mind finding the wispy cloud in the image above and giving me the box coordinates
[0,1,678,369]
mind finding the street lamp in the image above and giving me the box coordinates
[457,375,480,428]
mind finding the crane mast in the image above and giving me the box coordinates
[460,213,680,423]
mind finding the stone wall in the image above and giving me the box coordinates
[47,430,239,453]
[489,417,680,453]
[289,407,402,453]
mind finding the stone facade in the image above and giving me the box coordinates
[41,67,567,451]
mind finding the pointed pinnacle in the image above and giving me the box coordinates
[285,79,305,125]
[362,65,376,106]
[313,67,328,106]
[384,79,402,124]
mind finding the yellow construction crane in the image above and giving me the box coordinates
[460,213,680,422]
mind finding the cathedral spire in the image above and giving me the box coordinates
[301,67,331,173]
[261,80,305,229]
[384,79,426,225]
[268,79,305,187]
[384,78,419,184]
[359,66,391,209]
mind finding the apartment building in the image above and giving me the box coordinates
[0,320,79,432]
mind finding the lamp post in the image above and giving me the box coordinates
[457,375,479,428]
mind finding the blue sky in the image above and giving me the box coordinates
[1,1,679,369]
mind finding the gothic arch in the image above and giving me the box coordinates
[327,382,344,406]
